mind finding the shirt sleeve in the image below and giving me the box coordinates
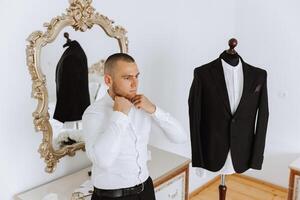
[150,106,187,143]
[82,110,130,169]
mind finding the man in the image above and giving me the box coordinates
[82,53,187,200]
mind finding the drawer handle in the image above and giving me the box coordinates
[168,189,178,199]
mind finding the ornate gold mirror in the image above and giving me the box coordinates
[26,0,128,173]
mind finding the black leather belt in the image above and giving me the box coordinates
[94,179,146,198]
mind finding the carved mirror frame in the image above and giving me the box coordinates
[26,0,128,173]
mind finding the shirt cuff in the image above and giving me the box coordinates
[110,111,130,130]
[150,106,168,121]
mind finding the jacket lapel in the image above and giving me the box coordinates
[233,58,255,117]
[210,57,255,116]
[210,58,232,115]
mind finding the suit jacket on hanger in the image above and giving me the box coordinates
[188,54,269,173]
[54,40,90,123]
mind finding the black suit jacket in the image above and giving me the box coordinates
[54,40,90,123]
[188,56,269,173]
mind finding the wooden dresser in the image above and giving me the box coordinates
[288,157,300,200]
[15,145,190,200]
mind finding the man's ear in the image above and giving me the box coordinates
[104,74,112,87]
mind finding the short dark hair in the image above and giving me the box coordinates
[104,53,135,75]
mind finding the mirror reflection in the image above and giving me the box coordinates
[40,26,119,149]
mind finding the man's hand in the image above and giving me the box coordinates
[113,96,133,115]
[131,94,156,114]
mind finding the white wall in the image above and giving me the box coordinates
[235,0,300,187]
[0,0,298,199]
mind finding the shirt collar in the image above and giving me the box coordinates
[102,90,139,114]
[102,90,114,106]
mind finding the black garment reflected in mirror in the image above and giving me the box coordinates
[54,39,90,123]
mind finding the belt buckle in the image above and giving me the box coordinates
[124,182,144,196]
[138,182,144,193]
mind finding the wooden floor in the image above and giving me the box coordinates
[190,174,288,200]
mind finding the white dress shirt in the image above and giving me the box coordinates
[82,92,187,189]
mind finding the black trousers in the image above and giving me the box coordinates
[91,177,156,200]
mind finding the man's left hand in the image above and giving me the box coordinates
[131,94,156,114]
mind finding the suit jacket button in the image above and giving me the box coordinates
[232,118,236,123]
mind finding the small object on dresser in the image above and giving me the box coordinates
[71,180,93,199]
[71,192,85,200]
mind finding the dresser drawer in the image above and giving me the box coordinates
[154,171,186,200]
[292,174,300,200]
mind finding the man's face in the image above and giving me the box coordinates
[105,60,140,100]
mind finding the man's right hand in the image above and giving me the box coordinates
[113,96,133,115]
